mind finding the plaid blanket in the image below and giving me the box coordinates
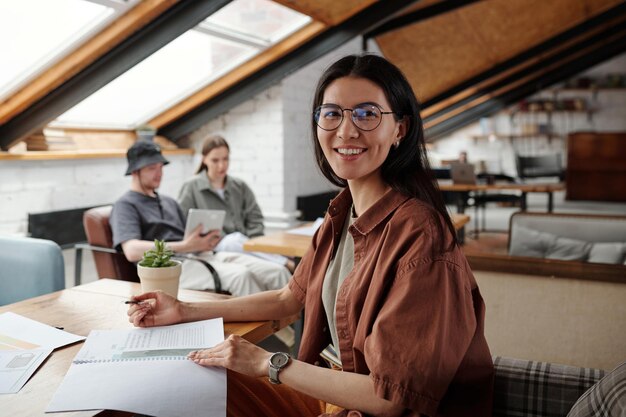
[493,356,605,417]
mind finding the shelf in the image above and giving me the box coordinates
[511,109,594,114]
[471,133,564,141]
[547,87,626,93]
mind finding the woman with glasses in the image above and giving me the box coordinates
[128,54,493,417]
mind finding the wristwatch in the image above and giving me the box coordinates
[268,352,291,384]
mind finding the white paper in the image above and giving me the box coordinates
[286,217,324,236]
[0,348,52,394]
[75,318,223,361]
[0,312,85,350]
[47,318,226,417]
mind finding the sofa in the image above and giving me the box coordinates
[508,212,626,265]
[493,356,625,417]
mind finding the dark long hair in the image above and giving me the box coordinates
[311,54,457,246]
[196,134,230,174]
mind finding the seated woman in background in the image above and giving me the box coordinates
[131,54,493,417]
[178,135,294,272]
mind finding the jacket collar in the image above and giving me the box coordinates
[328,187,410,236]
[196,172,229,194]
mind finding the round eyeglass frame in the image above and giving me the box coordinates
[313,103,396,132]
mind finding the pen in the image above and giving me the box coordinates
[124,300,143,305]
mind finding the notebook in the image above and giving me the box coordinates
[450,162,477,185]
[47,318,226,417]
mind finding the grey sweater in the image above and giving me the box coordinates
[177,173,264,237]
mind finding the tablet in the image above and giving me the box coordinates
[184,209,226,238]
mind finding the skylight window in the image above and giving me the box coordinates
[203,0,312,45]
[51,0,312,129]
[0,0,134,101]
[54,31,257,129]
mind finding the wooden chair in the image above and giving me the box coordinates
[76,206,224,293]
[0,236,65,305]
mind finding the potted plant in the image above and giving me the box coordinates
[136,240,182,298]
[135,124,157,142]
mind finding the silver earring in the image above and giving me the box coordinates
[393,141,400,149]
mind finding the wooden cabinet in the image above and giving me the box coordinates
[566,132,626,201]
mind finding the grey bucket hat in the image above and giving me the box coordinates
[125,141,170,175]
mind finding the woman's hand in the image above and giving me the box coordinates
[127,291,183,327]
[188,334,271,378]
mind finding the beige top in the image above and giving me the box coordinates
[321,212,355,363]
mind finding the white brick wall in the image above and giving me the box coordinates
[0,154,194,235]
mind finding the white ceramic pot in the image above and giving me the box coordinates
[137,260,182,299]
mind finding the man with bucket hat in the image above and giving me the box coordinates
[109,140,291,296]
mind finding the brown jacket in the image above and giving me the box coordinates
[289,188,493,417]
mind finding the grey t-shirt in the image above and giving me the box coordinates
[110,190,186,251]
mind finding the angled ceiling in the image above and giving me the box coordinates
[1,0,625,150]
[373,0,626,139]
[0,0,418,150]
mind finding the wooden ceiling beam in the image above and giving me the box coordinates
[363,0,481,40]
[421,1,626,110]
[159,0,419,141]
[424,27,626,140]
[148,21,327,129]
[422,11,626,119]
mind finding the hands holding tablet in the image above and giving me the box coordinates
[178,209,226,253]
[181,225,221,253]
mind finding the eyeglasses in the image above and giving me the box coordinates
[313,103,395,131]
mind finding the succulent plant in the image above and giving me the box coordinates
[138,239,176,267]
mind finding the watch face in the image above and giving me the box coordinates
[270,353,290,368]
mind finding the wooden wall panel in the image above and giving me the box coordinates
[376,0,624,102]
[567,132,626,202]
[376,12,493,101]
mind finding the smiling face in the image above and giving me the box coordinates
[317,76,406,189]
[203,145,230,184]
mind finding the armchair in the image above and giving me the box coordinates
[0,236,65,305]
[76,206,224,293]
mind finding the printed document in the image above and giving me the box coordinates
[0,312,84,394]
[47,318,226,417]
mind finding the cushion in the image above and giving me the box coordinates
[493,356,605,417]
[587,242,626,264]
[545,236,591,261]
[567,361,626,417]
[509,226,557,258]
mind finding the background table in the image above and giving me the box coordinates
[244,213,471,257]
[438,182,565,213]
[0,279,294,417]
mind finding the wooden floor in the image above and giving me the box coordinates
[462,232,509,255]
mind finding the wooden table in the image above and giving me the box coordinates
[0,279,293,417]
[244,213,471,257]
[438,182,565,214]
